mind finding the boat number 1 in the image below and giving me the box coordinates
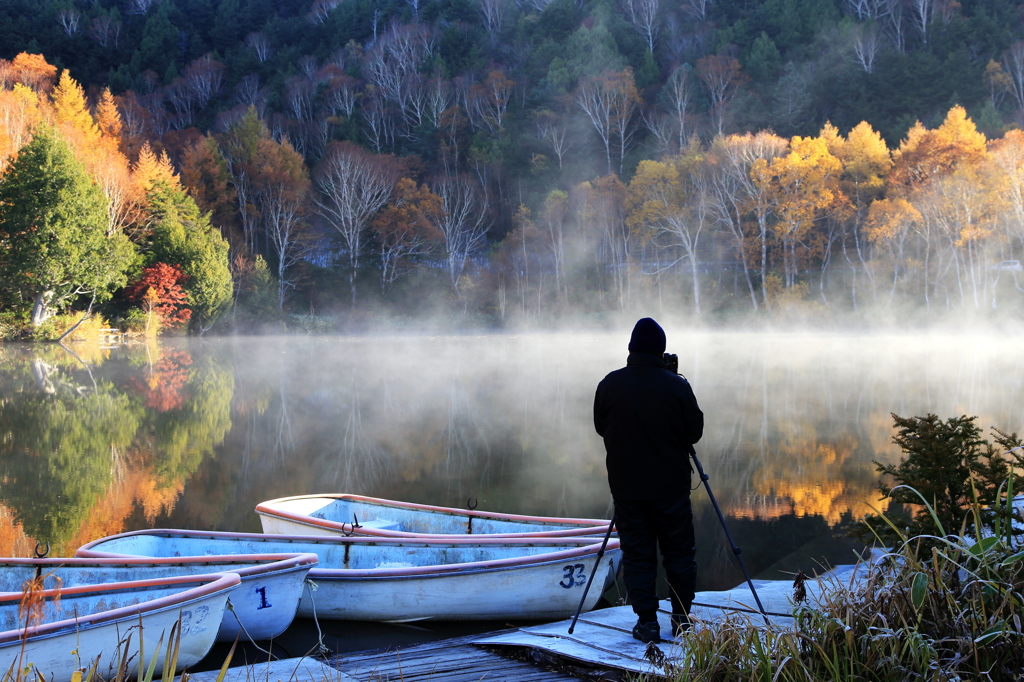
[255,586,272,609]
[559,564,586,588]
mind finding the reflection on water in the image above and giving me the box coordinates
[0,342,233,555]
[0,333,1021,591]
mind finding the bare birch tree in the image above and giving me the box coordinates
[246,33,272,63]
[909,0,934,44]
[466,69,514,137]
[477,0,509,47]
[696,55,746,137]
[184,55,225,111]
[313,142,399,307]
[430,175,491,293]
[681,0,712,22]
[705,132,787,309]
[534,109,572,169]
[621,0,660,53]
[665,64,693,151]
[57,9,80,37]
[852,23,881,74]
[879,0,906,53]
[88,16,121,48]
[576,69,640,174]
[1005,42,1024,114]
[254,138,310,309]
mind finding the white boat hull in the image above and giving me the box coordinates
[75,531,622,622]
[256,494,612,539]
[299,551,620,621]
[0,573,239,681]
[2,557,316,643]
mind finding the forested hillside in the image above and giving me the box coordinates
[1,0,1024,332]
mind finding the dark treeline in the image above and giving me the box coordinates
[1,0,1024,331]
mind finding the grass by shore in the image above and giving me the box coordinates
[637,490,1024,681]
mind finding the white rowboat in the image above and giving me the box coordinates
[7,555,317,642]
[256,494,611,539]
[0,572,239,681]
[74,530,622,622]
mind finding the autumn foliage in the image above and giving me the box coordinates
[1,45,1024,325]
[128,348,193,412]
[124,263,192,327]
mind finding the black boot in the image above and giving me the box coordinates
[632,618,662,643]
[670,595,692,637]
[632,610,661,643]
[671,612,692,636]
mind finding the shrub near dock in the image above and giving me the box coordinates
[649,497,1024,681]
[645,414,1024,681]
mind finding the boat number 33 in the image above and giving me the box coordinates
[559,564,587,588]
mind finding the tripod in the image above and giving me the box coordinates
[691,446,771,625]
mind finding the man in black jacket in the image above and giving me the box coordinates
[594,317,704,643]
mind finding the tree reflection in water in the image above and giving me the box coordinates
[0,342,233,556]
[0,332,1021,586]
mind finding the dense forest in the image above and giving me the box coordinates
[2,0,1024,333]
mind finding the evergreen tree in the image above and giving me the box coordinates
[0,126,137,325]
[145,181,233,333]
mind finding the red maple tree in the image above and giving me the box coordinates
[125,263,192,327]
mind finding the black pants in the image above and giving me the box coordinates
[614,496,697,620]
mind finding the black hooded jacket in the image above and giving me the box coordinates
[594,353,704,500]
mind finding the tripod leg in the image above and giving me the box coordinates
[567,518,616,634]
[691,451,771,626]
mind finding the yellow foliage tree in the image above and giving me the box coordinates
[134,141,181,198]
[991,130,1024,248]
[51,69,100,148]
[828,121,892,202]
[0,83,42,173]
[94,87,123,143]
[753,134,844,288]
[626,146,709,315]
[890,105,988,192]
[865,197,923,303]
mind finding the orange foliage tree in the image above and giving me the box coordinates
[0,53,57,94]
[125,262,192,328]
[371,177,444,289]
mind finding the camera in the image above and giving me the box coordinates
[663,352,678,374]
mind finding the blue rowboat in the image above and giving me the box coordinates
[256,494,611,539]
[0,572,239,681]
[77,530,621,622]
[0,554,317,642]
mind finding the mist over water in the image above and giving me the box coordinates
[1,331,1022,592]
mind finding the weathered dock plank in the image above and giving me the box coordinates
[329,633,591,682]
[177,658,352,682]
[477,559,878,675]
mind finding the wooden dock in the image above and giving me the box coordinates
[182,562,874,682]
[329,632,620,682]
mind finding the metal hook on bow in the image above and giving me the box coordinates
[466,499,478,534]
[342,514,362,537]
[34,542,50,559]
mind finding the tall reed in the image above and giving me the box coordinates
[643,484,1024,681]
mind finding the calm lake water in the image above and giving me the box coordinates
[1,331,1021,599]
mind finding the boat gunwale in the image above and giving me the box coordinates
[67,529,621,578]
[256,494,611,538]
[0,573,240,645]
[306,541,622,579]
[74,528,614,548]
[8,554,319,580]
